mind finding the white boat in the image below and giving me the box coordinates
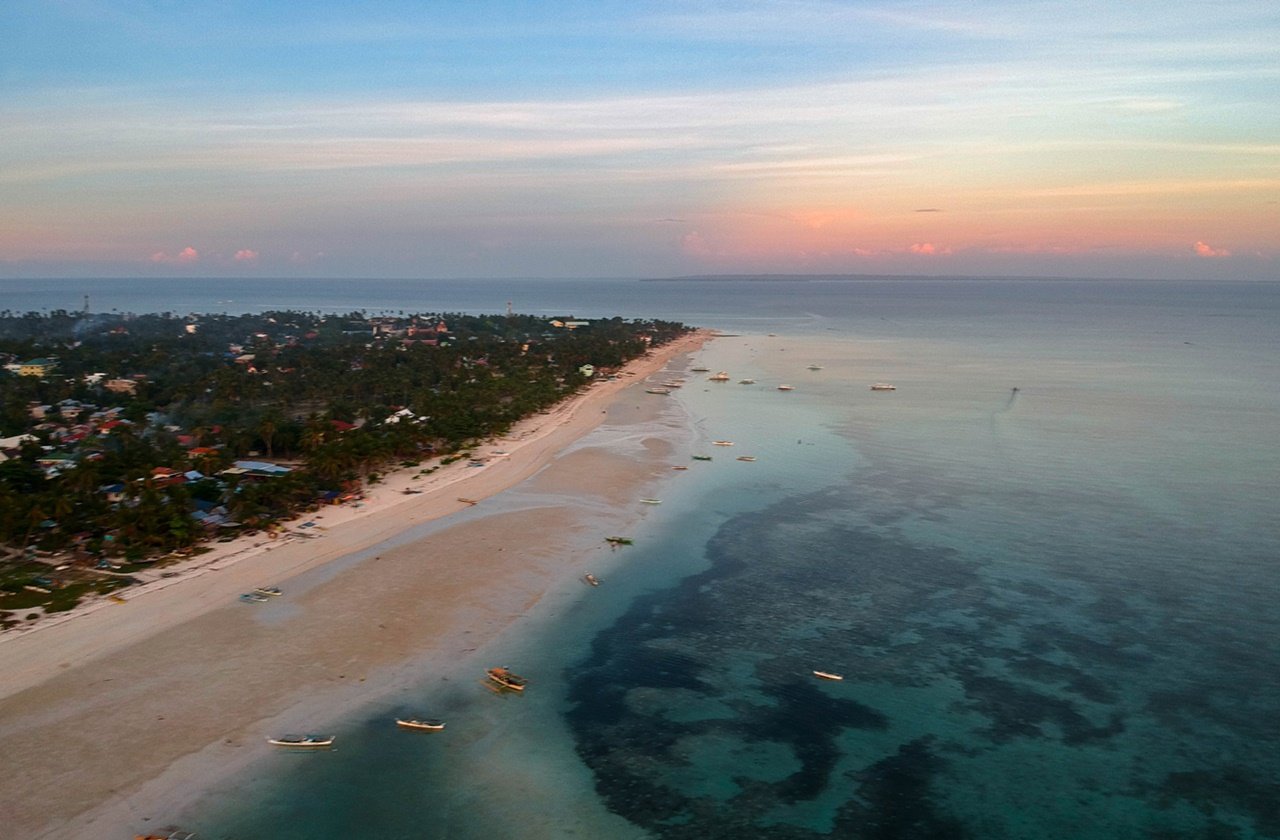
[708,371,730,381]
[777,384,794,391]
[239,592,269,604]
[870,383,896,391]
[645,387,671,395]
[640,498,662,504]
[268,734,335,748]
[812,671,844,681]
[738,378,755,384]
[808,365,823,370]
[583,573,600,586]
[736,456,757,462]
[712,440,734,446]
[396,718,446,731]
[253,586,282,597]
[690,366,710,372]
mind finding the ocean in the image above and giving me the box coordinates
[7,276,1279,838]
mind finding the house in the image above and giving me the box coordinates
[19,358,59,377]
[104,379,138,394]
[221,460,293,479]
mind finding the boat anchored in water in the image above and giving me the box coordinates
[486,666,528,692]
[253,586,282,597]
[645,387,671,395]
[708,371,731,381]
[870,383,896,391]
[777,384,794,391]
[396,718,446,731]
[737,456,757,462]
[812,670,844,681]
[583,573,600,586]
[712,440,734,446]
[267,734,335,748]
[738,378,755,384]
[239,592,269,604]
[640,498,662,504]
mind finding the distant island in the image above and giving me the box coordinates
[0,308,689,624]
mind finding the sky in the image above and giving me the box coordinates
[1,0,1277,280]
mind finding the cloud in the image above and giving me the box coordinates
[910,242,950,255]
[1193,240,1230,258]
[913,208,943,213]
[233,249,259,262]
[150,246,200,264]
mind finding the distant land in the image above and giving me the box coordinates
[643,273,1205,283]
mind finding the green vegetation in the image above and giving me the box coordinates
[0,308,689,615]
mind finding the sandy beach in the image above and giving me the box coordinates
[0,329,711,840]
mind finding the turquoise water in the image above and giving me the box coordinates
[47,278,1274,838]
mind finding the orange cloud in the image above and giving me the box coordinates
[150,246,200,264]
[1193,240,1230,258]
[233,249,259,262]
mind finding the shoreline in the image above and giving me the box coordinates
[0,329,713,840]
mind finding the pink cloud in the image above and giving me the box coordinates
[1193,240,1230,258]
[909,242,950,255]
[233,249,259,263]
[150,246,200,265]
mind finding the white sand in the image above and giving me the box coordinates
[0,330,712,840]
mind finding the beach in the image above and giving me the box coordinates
[0,329,710,840]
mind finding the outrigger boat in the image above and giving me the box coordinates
[712,440,734,446]
[253,586,282,597]
[583,573,600,586]
[692,455,712,461]
[267,734,335,748]
[812,670,844,681]
[396,718,446,731]
[239,592,269,604]
[640,498,662,504]
[487,667,528,692]
[737,456,757,462]
[605,536,633,545]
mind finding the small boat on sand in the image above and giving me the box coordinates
[396,718,446,731]
[712,440,734,446]
[457,497,478,505]
[640,498,662,504]
[268,734,335,748]
[737,456,757,462]
[870,383,896,391]
[583,573,600,586]
[812,670,844,681]
[239,592,269,604]
[487,667,528,692]
[253,586,282,597]
[708,371,731,381]
[777,384,794,391]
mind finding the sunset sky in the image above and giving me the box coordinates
[2,1,1277,280]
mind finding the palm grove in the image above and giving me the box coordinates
[0,309,688,616]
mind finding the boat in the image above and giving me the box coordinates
[808,365,823,370]
[396,718,446,731]
[690,366,710,372]
[583,573,600,586]
[486,667,527,692]
[645,387,671,395]
[712,440,734,446]
[239,592,269,604]
[457,497,478,505]
[812,671,844,681]
[737,456,757,462]
[267,734,335,748]
[605,536,633,545]
[135,831,197,840]
[253,586,282,597]
[738,378,755,384]
[672,465,689,470]
[661,381,684,388]
[870,383,896,391]
[777,384,794,391]
[692,455,712,461]
[640,498,662,504]
[708,371,730,381]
